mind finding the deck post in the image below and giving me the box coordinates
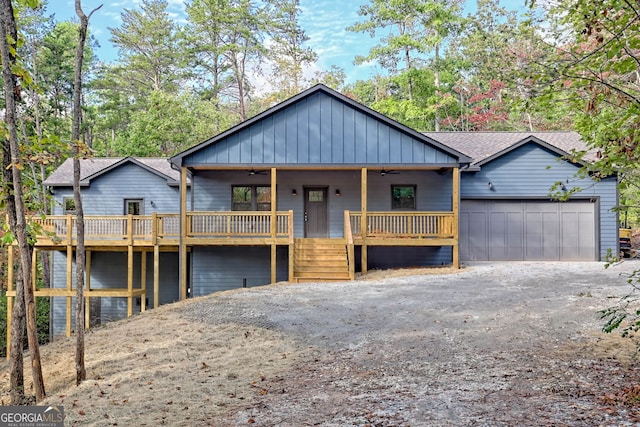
[66,246,72,337]
[141,250,147,312]
[179,167,188,300]
[270,168,277,284]
[6,245,13,358]
[361,168,368,275]
[85,250,91,329]
[31,249,37,291]
[127,214,134,316]
[288,210,294,282]
[66,215,73,336]
[152,212,159,308]
[452,167,460,269]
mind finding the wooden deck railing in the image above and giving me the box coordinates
[349,211,455,238]
[32,211,293,244]
[187,211,291,237]
[32,210,452,244]
[344,211,355,280]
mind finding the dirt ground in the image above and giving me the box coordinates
[3,261,640,426]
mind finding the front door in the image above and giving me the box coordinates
[304,187,328,237]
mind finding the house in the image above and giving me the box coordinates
[3,85,619,344]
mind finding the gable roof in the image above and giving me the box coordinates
[170,84,472,168]
[44,157,186,187]
[424,131,595,169]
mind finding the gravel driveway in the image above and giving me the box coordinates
[181,261,640,426]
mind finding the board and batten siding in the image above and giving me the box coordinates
[460,142,617,259]
[183,91,458,167]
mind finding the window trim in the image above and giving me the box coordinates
[391,184,417,210]
[63,197,76,214]
[124,198,144,215]
[231,185,272,211]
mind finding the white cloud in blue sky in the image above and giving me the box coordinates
[49,0,387,84]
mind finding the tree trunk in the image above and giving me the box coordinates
[3,142,25,405]
[73,0,102,385]
[0,0,46,402]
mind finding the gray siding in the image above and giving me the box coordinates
[193,169,453,238]
[51,162,189,215]
[191,246,288,296]
[364,246,453,269]
[460,143,617,259]
[184,92,458,166]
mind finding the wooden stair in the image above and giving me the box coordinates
[293,238,351,283]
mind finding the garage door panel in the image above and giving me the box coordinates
[504,211,524,260]
[461,200,596,261]
[560,211,580,259]
[489,212,507,260]
[542,211,560,259]
[461,208,488,261]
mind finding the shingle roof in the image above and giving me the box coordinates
[424,131,596,167]
[44,157,184,186]
[45,133,595,186]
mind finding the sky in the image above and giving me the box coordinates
[45,1,528,85]
[46,0,387,84]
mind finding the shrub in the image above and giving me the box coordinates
[0,292,50,358]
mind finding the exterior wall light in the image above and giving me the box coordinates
[291,189,297,196]
[335,189,341,196]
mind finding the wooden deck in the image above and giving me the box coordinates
[5,209,458,353]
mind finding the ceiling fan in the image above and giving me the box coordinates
[247,168,268,176]
[380,168,400,176]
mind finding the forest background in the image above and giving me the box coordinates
[9,0,640,222]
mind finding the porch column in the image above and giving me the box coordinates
[270,167,277,284]
[452,166,460,269]
[361,168,368,275]
[179,166,188,300]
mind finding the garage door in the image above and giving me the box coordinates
[460,200,597,261]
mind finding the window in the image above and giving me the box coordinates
[391,185,416,210]
[232,186,271,211]
[63,197,76,214]
[125,199,144,215]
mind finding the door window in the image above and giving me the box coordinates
[308,190,324,202]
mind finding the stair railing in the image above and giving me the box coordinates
[344,210,355,280]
